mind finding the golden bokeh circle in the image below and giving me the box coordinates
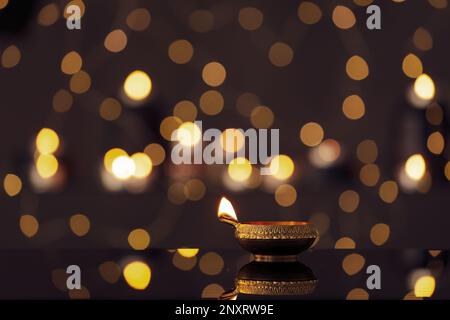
[168,40,194,64]
[300,122,324,147]
[346,55,369,81]
[99,98,122,121]
[144,143,166,166]
[339,190,360,213]
[202,62,226,87]
[200,90,224,115]
[20,215,39,238]
[3,174,22,197]
[69,214,91,237]
[402,53,423,78]
[370,223,390,246]
[126,8,151,31]
[128,228,151,250]
[238,7,263,31]
[268,42,293,67]
[250,106,274,128]
[1,45,21,68]
[356,139,378,164]
[104,29,128,53]
[342,95,365,120]
[297,2,322,25]
[332,5,356,29]
[70,70,91,94]
[378,180,399,203]
[342,253,365,275]
[199,252,224,275]
[275,184,297,207]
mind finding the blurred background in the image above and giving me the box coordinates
[1,0,450,252]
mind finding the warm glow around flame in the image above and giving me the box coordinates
[218,197,238,222]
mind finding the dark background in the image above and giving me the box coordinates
[1,0,449,250]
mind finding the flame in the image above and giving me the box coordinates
[218,197,238,222]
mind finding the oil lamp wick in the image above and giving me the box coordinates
[218,197,239,227]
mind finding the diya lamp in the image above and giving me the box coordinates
[217,197,319,262]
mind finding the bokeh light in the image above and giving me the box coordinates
[359,164,380,187]
[160,116,182,141]
[123,70,152,101]
[36,154,59,179]
[268,42,293,67]
[339,190,360,213]
[189,10,214,33]
[168,39,194,64]
[414,74,435,100]
[177,248,199,258]
[128,228,151,250]
[427,131,445,155]
[414,275,435,298]
[300,122,324,147]
[200,90,224,115]
[342,253,365,275]
[36,128,59,155]
[370,223,390,246]
[112,156,135,180]
[335,237,356,249]
[238,7,263,31]
[228,158,252,182]
[173,100,197,122]
[357,139,378,164]
[53,89,73,113]
[220,129,245,153]
[99,98,122,121]
[69,214,91,237]
[297,2,322,24]
[405,154,426,181]
[202,62,226,87]
[346,288,369,300]
[126,8,151,31]
[199,252,224,276]
[20,215,39,238]
[346,55,369,80]
[104,29,128,53]
[332,6,356,29]
[269,155,295,180]
[69,70,91,94]
[3,173,22,197]
[250,106,274,128]
[1,45,21,68]
[131,153,153,178]
[342,95,365,120]
[37,3,59,26]
[104,148,127,173]
[379,180,399,203]
[402,53,423,78]
[61,51,82,75]
[184,179,206,201]
[176,122,202,146]
[144,143,166,166]
[274,184,297,207]
[123,261,151,290]
[413,27,433,51]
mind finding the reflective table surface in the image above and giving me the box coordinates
[0,249,448,299]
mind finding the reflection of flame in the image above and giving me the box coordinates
[218,197,238,222]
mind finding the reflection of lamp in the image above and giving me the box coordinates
[221,260,317,299]
[218,197,319,262]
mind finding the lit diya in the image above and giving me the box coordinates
[217,197,319,262]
